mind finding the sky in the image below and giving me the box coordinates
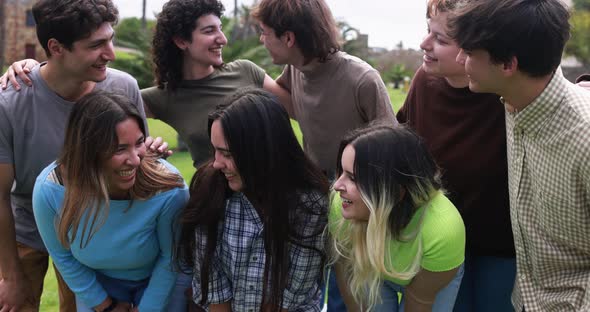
[113,0,428,50]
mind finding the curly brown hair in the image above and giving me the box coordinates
[152,0,224,90]
[33,0,118,57]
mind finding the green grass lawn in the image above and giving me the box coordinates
[39,88,406,310]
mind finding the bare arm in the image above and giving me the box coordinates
[262,74,294,118]
[0,59,39,90]
[209,303,232,312]
[334,260,362,311]
[0,163,33,310]
[404,267,460,312]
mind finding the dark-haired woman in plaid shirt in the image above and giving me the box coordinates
[176,88,330,312]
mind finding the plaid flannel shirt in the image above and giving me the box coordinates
[505,68,590,311]
[193,191,327,311]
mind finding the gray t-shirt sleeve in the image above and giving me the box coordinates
[0,95,13,164]
[99,68,149,135]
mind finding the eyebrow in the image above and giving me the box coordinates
[117,135,145,147]
[88,32,115,46]
[213,146,231,153]
[199,23,221,31]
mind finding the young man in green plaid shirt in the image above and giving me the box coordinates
[449,0,590,311]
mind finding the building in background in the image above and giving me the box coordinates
[0,0,46,69]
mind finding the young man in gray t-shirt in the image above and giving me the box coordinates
[0,1,148,311]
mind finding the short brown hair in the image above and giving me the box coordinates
[33,0,118,57]
[251,0,340,63]
[426,0,461,18]
[448,0,570,77]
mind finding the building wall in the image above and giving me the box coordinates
[2,0,46,68]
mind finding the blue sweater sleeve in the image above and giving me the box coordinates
[138,186,189,312]
[32,180,108,307]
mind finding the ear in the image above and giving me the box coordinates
[502,56,518,76]
[281,31,296,48]
[172,36,188,50]
[47,38,64,56]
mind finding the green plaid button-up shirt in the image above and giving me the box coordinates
[506,69,590,311]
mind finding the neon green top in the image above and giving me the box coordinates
[329,191,465,286]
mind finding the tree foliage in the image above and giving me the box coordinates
[565,10,590,66]
[573,0,590,11]
[110,18,155,89]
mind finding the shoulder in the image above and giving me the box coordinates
[221,60,264,73]
[422,193,464,231]
[141,86,167,100]
[99,68,140,96]
[33,162,63,205]
[334,52,379,78]
[0,67,42,111]
[419,192,465,271]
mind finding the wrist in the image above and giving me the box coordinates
[94,297,116,312]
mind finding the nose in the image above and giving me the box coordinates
[420,33,433,51]
[126,147,143,166]
[217,31,228,46]
[456,49,466,65]
[102,39,116,62]
[332,174,345,192]
[212,152,225,170]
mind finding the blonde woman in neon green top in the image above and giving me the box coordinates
[330,125,465,311]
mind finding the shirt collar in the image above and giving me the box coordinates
[511,67,567,135]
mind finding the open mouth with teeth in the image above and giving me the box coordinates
[342,198,352,204]
[119,169,135,177]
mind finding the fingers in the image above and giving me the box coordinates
[147,136,164,152]
[14,64,32,88]
[156,142,169,154]
[0,73,8,90]
[144,136,154,147]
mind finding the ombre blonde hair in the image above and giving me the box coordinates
[56,91,184,249]
[331,125,442,310]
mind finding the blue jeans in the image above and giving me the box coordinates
[321,266,347,312]
[453,254,516,312]
[75,272,192,311]
[75,272,148,311]
[374,264,464,312]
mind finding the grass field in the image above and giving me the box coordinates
[39,88,406,310]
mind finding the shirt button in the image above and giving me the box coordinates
[252,256,258,261]
[249,285,254,290]
[248,310,254,312]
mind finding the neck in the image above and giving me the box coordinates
[40,62,95,102]
[444,74,470,88]
[289,49,311,71]
[182,58,216,80]
[499,73,553,112]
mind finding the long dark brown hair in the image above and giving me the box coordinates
[177,88,329,310]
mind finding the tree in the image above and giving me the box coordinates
[565,10,590,66]
[574,0,590,11]
[110,17,155,88]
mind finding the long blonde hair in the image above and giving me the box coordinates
[331,125,442,310]
[56,91,184,249]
